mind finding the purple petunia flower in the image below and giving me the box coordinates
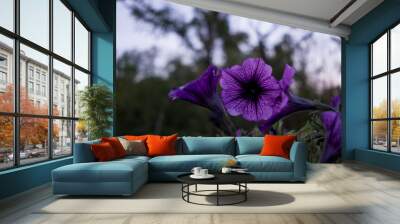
[220,58,287,122]
[258,64,334,133]
[320,96,341,163]
[168,65,225,115]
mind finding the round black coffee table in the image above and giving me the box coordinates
[177,173,255,206]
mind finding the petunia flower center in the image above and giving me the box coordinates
[241,80,263,101]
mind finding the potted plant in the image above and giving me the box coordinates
[79,84,113,140]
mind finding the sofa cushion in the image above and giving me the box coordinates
[236,137,263,155]
[91,142,118,161]
[115,155,150,163]
[180,137,235,155]
[53,158,147,183]
[101,137,127,158]
[118,138,147,156]
[149,154,235,172]
[147,134,178,157]
[260,135,296,159]
[236,155,293,172]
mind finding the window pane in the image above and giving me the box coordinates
[372,121,388,151]
[0,34,14,112]
[391,24,400,70]
[53,119,72,157]
[0,0,14,31]
[75,120,88,143]
[53,0,72,60]
[391,120,400,153]
[20,0,49,49]
[20,44,49,115]
[391,72,400,118]
[0,116,14,170]
[74,69,89,118]
[372,77,387,119]
[372,33,387,76]
[20,117,49,165]
[75,18,89,70]
[53,59,72,117]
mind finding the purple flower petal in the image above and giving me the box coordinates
[279,64,296,92]
[330,95,341,110]
[320,96,342,163]
[258,94,321,133]
[168,65,224,114]
[220,58,285,122]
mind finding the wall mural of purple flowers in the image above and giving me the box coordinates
[169,58,341,163]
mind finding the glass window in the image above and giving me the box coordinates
[28,81,34,93]
[53,59,72,117]
[0,0,92,170]
[0,55,7,67]
[0,71,7,84]
[36,84,40,95]
[20,44,49,115]
[75,120,88,143]
[53,0,72,60]
[372,34,387,76]
[19,117,49,165]
[20,0,49,49]
[0,0,14,31]
[372,77,387,119]
[0,35,14,113]
[53,119,72,158]
[391,120,400,153]
[0,116,14,169]
[74,69,89,118]
[74,18,89,70]
[28,67,34,80]
[391,24,400,70]
[372,121,388,151]
[391,72,400,118]
[371,25,400,153]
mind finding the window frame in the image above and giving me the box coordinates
[370,21,400,154]
[0,0,92,171]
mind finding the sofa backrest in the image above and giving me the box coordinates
[73,136,268,162]
[235,137,264,155]
[178,137,235,155]
[73,139,100,163]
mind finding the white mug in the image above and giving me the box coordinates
[191,167,202,176]
[200,169,208,176]
[221,167,232,174]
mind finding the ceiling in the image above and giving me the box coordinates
[167,0,384,38]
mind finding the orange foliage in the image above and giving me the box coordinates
[0,85,59,149]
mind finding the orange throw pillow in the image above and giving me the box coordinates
[124,135,148,141]
[146,134,178,157]
[101,137,127,158]
[91,142,117,161]
[260,135,296,159]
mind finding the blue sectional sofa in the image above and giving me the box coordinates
[52,137,307,196]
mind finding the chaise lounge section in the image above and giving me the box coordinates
[52,136,307,196]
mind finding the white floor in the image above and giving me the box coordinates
[1,162,400,224]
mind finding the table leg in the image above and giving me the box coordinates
[195,184,197,192]
[187,184,190,202]
[217,184,219,206]
[245,183,247,201]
